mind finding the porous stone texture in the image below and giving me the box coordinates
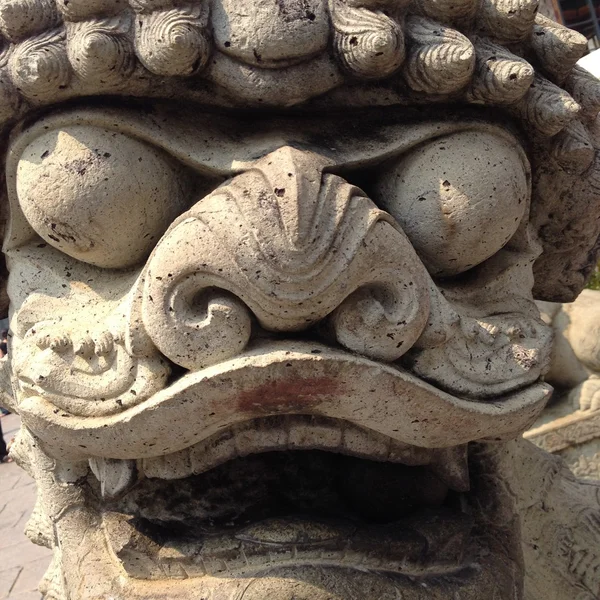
[0,2,598,600]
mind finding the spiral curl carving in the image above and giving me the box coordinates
[144,283,252,371]
[134,147,430,368]
[134,5,211,76]
[129,0,177,13]
[417,0,478,24]
[467,39,534,105]
[10,29,72,100]
[565,66,600,120]
[0,0,587,142]
[57,0,127,21]
[404,16,475,95]
[477,0,540,43]
[531,15,588,83]
[552,120,595,175]
[0,0,59,42]
[330,0,405,79]
[511,75,581,137]
[67,15,135,85]
[332,284,427,361]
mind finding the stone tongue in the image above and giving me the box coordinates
[103,510,474,580]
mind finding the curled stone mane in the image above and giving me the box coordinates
[0,0,598,300]
[3,5,600,600]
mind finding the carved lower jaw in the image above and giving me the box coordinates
[63,437,521,599]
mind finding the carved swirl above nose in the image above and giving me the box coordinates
[133,147,431,369]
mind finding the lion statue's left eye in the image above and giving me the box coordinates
[15,125,193,269]
[372,130,530,278]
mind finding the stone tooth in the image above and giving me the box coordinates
[139,419,469,487]
[234,418,289,457]
[341,423,391,460]
[287,417,343,450]
[140,449,192,480]
[429,445,470,492]
[89,457,137,499]
[189,428,237,475]
[387,442,436,466]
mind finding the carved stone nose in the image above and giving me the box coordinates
[131,147,431,370]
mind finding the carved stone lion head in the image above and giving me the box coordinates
[1,1,599,599]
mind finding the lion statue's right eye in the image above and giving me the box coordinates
[372,130,530,278]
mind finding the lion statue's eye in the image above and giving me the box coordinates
[15,125,192,269]
[373,130,529,278]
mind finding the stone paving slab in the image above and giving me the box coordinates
[0,414,50,600]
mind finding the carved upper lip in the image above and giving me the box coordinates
[18,340,551,462]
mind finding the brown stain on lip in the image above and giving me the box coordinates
[237,377,343,414]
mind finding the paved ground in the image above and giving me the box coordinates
[0,414,51,600]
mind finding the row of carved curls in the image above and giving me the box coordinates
[0,0,211,110]
[0,0,596,171]
[325,0,598,174]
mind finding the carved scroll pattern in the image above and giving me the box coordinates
[132,147,431,370]
[12,291,170,418]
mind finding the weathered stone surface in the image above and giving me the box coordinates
[0,2,597,600]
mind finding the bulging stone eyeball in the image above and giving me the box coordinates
[373,130,529,277]
[15,125,191,268]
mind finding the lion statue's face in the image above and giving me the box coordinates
[1,1,600,599]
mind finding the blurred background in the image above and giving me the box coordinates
[542,0,600,49]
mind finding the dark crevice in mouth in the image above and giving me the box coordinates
[109,450,464,541]
[100,450,480,581]
[164,361,188,388]
[85,443,521,589]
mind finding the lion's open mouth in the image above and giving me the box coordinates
[17,343,533,597]
[86,416,499,584]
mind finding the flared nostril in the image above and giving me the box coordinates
[133,146,430,370]
[332,282,427,362]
